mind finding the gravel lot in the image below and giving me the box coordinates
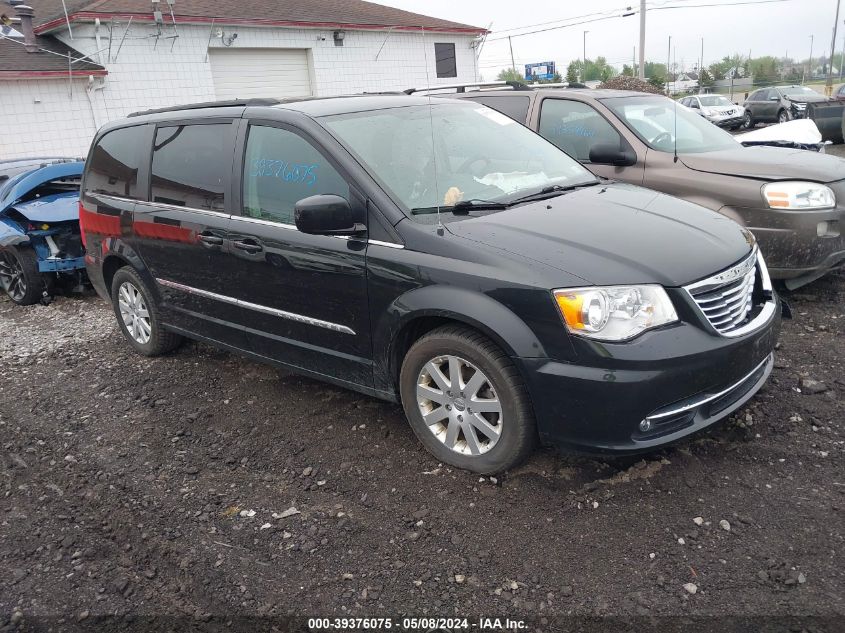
[1,261,843,630]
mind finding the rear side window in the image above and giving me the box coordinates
[466,96,531,123]
[538,99,622,162]
[151,123,231,211]
[85,125,146,199]
[242,125,349,225]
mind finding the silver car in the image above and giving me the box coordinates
[681,94,744,130]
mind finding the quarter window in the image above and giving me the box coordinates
[242,125,349,225]
[85,125,146,199]
[538,99,622,162]
[467,96,531,123]
[435,43,457,78]
[150,123,232,211]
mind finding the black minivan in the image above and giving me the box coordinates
[80,96,780,473]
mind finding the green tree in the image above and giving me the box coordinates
[496,67,525,83]
[749,56,779,86]
[537,72,563,84]
[622,63,634,77]
[566,61,579,83]
[643,61,667,79]
[648,75,666,91]
[698,68,715,88]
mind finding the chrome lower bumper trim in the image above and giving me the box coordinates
[645,353,773,422]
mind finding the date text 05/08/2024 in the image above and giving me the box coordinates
[307,617,528,630]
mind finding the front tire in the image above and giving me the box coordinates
[0,246,43,306]
[742,111,754,129]
[777,109,790,123]
[110,267,183,356]
[399,325,536,474]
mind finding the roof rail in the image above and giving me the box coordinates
[403,81,533,95]
[127,98,282,118]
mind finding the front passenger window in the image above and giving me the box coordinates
[538,99,622,162]
[243,125,349,225]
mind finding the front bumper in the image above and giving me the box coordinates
[517,290,780,454]
[707,114,744,128]
[737,203,845,280]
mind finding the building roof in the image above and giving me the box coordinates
[18,0,485,35]
[0,31,106,78]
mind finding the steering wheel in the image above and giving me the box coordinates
[456,155,491,175]
[651,132,673,147]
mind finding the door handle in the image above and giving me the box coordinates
[198,232,224,246]
[232,239,263,254]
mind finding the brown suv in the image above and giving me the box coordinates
[426,84,845,288]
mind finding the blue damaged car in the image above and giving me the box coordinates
[0,158,87,305]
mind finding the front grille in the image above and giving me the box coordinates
[685,250,758,335]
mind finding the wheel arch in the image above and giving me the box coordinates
[374,285,548,398]
[99,240,158,299]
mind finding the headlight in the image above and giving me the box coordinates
[762,181,835,210]
[553,285,678,342]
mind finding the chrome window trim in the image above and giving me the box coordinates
[134,199,230,218]
[156,278,356,335]
[367,239,404,249]
[645,353,773,421]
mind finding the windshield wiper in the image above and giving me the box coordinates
[507,181,599,205]
[410,199,509,215]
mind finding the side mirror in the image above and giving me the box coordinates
[294,194,364,236]
[588,143,637,167]
[690,102,700,109]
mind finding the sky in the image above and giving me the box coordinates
[379,0,838,79]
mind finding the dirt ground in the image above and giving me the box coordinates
[1,267,843,630]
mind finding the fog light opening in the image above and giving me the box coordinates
[639,419,652,433]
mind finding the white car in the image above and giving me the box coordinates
[680,94,744,130]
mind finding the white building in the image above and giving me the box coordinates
[0,0,485,159]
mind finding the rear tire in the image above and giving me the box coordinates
[110,267,183,356]
[399,325,536,474]
[0,246,43,306]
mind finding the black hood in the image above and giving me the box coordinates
[445,183,753,287]
[680,145,845,182]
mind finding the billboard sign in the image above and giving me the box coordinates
[525,61,556,81]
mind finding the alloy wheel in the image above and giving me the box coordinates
[118,281,152,344]
[415,355,503,456]
[778,110,790,123]
[0,251,26,302]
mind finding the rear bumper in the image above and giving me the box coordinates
[516,293,780,454]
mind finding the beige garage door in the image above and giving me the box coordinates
[208,48,312,100]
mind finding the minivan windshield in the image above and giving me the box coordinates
[603,95,740,154]
[322,102,597,223]
[698,95,733,107]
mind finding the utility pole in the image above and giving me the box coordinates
[807,34,814,83]
[826,0,841,95]
[582,30,589,82]
[840,22,845,81]
[666,35,671,95]
[508,35,516,73]
[638,0,646,79]
[633,46,636,76]
[700,37,704,93]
